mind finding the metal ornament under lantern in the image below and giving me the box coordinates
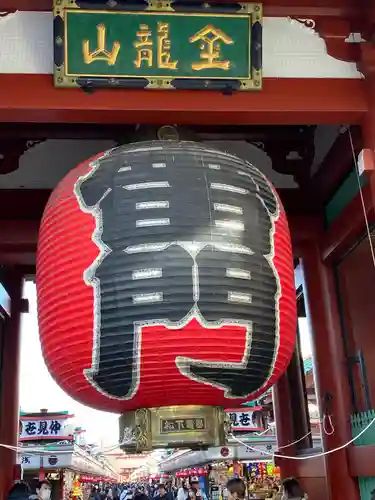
[119,405,229,452]
[36,141,296,452]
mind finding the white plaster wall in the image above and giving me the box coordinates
[0,12,361,79]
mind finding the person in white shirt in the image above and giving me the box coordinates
[119,490,128,500]
[177,483,189,500]
[189,479,207,500]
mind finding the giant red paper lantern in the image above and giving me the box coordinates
[36,141,296,413]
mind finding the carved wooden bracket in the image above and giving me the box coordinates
[0,139,45,175]
[289,17,361,64]
[0,11,16,18]
[315,18,361,63]
[249,126,316,188]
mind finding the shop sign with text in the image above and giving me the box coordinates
[19,419,73,441]
[53,1,262,90]
[226,407,263,432]
[19,452,71,469]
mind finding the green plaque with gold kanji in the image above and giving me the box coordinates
[53,1,262,91]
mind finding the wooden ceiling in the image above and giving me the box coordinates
[0,122,361,267]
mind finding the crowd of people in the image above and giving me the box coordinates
[87,479,207,500]
[5,476,310,500]
[7,480,52,500]
[85,478,307,500]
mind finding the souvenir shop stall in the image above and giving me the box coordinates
[19,444,117,500]
[175,468,209,491]
[172,462,280,499]
[207,461,280,499]
[246,463,281,499]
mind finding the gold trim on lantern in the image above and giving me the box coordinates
[119,405,230,452]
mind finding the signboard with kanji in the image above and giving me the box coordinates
[226,407,263,432]
[160,418,206,433]
[53,1,262,91]
[19,418,73,441]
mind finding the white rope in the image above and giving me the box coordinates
[230,406,375,460]
[228,127,375,461]
[349,128,375,267]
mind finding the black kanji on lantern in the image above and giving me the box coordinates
[76,142,279,400]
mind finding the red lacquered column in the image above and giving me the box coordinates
[0,270,23,500]
[301,242,359,500]
[273,372,297,479]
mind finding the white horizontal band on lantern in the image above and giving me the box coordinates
[214,203,243,215]
[125,242,170,253]
[237,170,253,179]
[228,291,252,304]
[210,182,249,195]
[212,242,254,255]
[208,164,221,170]
[132,269,163,280]
[132,292,163,304]
[215,220,245,231]
[128,146,163,153]
[136,201,170,210]
[118,165,132,172]
[136,218,170,227]
[226,268,252,280]
[152,162,167,168]
[123,181,170,190]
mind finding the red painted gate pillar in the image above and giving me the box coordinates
[300,242,359,500]
[360,42,375,215]
[0,270,24,500]
[273,372,297,479]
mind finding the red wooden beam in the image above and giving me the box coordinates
[0,0,358,18]
[0,251,37,266]
[0,75,366,126]
[0,221,39,248]
[320,183,374,263]
[0,220,39,266]
[0,190,50,219]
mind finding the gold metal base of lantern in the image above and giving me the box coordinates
[119,405,230,453]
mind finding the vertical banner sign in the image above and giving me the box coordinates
[53,1,262,91]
